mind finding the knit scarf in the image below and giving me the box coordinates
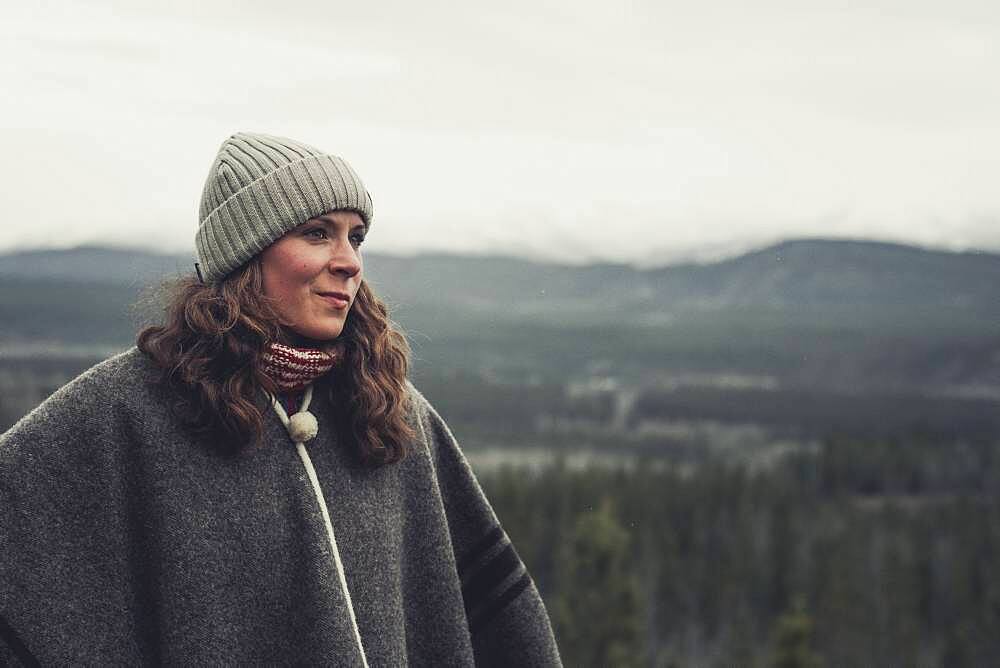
[261,342,338,394]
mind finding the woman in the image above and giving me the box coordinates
[0,132,562,666]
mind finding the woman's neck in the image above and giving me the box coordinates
[278,329,337,351]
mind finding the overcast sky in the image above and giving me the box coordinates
[2,0,998,264]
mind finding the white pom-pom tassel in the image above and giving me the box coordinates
[287,410,319,443]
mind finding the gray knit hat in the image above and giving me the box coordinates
[195,132,373,283]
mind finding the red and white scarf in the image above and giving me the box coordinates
[261,342,338,394]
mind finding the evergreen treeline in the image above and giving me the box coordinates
[480,438,1000,667]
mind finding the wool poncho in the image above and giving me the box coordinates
[0,348,562,666]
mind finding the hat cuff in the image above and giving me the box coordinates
[195,153,373,283]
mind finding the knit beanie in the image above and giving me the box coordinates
[195,132,373,283]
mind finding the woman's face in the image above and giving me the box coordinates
[259,210,366,342]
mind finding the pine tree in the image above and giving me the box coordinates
[552,498,644,667]
[767,597,824,668]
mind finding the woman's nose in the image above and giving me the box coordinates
[328,244,361,277]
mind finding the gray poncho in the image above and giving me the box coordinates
[0,348,562,666]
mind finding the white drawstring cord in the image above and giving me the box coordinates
[271,385,370,668]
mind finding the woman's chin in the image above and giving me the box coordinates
[281,324,344,346]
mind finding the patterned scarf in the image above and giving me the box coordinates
[261,342,338,394]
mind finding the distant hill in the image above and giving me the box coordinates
[1,239,998,393]
[665,239,1000,309]
[2,239,998,318]
[0,245,195,286]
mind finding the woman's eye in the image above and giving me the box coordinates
[304,228,328,239]
[350,233,366,246]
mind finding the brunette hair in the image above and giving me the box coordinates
[136,259,413,465]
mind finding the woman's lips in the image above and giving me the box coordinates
[316,292,351,309]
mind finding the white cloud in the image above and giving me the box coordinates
[1,0,998,262]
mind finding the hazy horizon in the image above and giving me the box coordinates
[1,235,998,273]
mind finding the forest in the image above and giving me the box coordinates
[480,437,1000,667]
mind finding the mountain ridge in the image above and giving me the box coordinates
[1,238,998,317]
[2,236,997,273]
[1,238,997,393]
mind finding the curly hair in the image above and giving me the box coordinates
[136,259,413,465]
